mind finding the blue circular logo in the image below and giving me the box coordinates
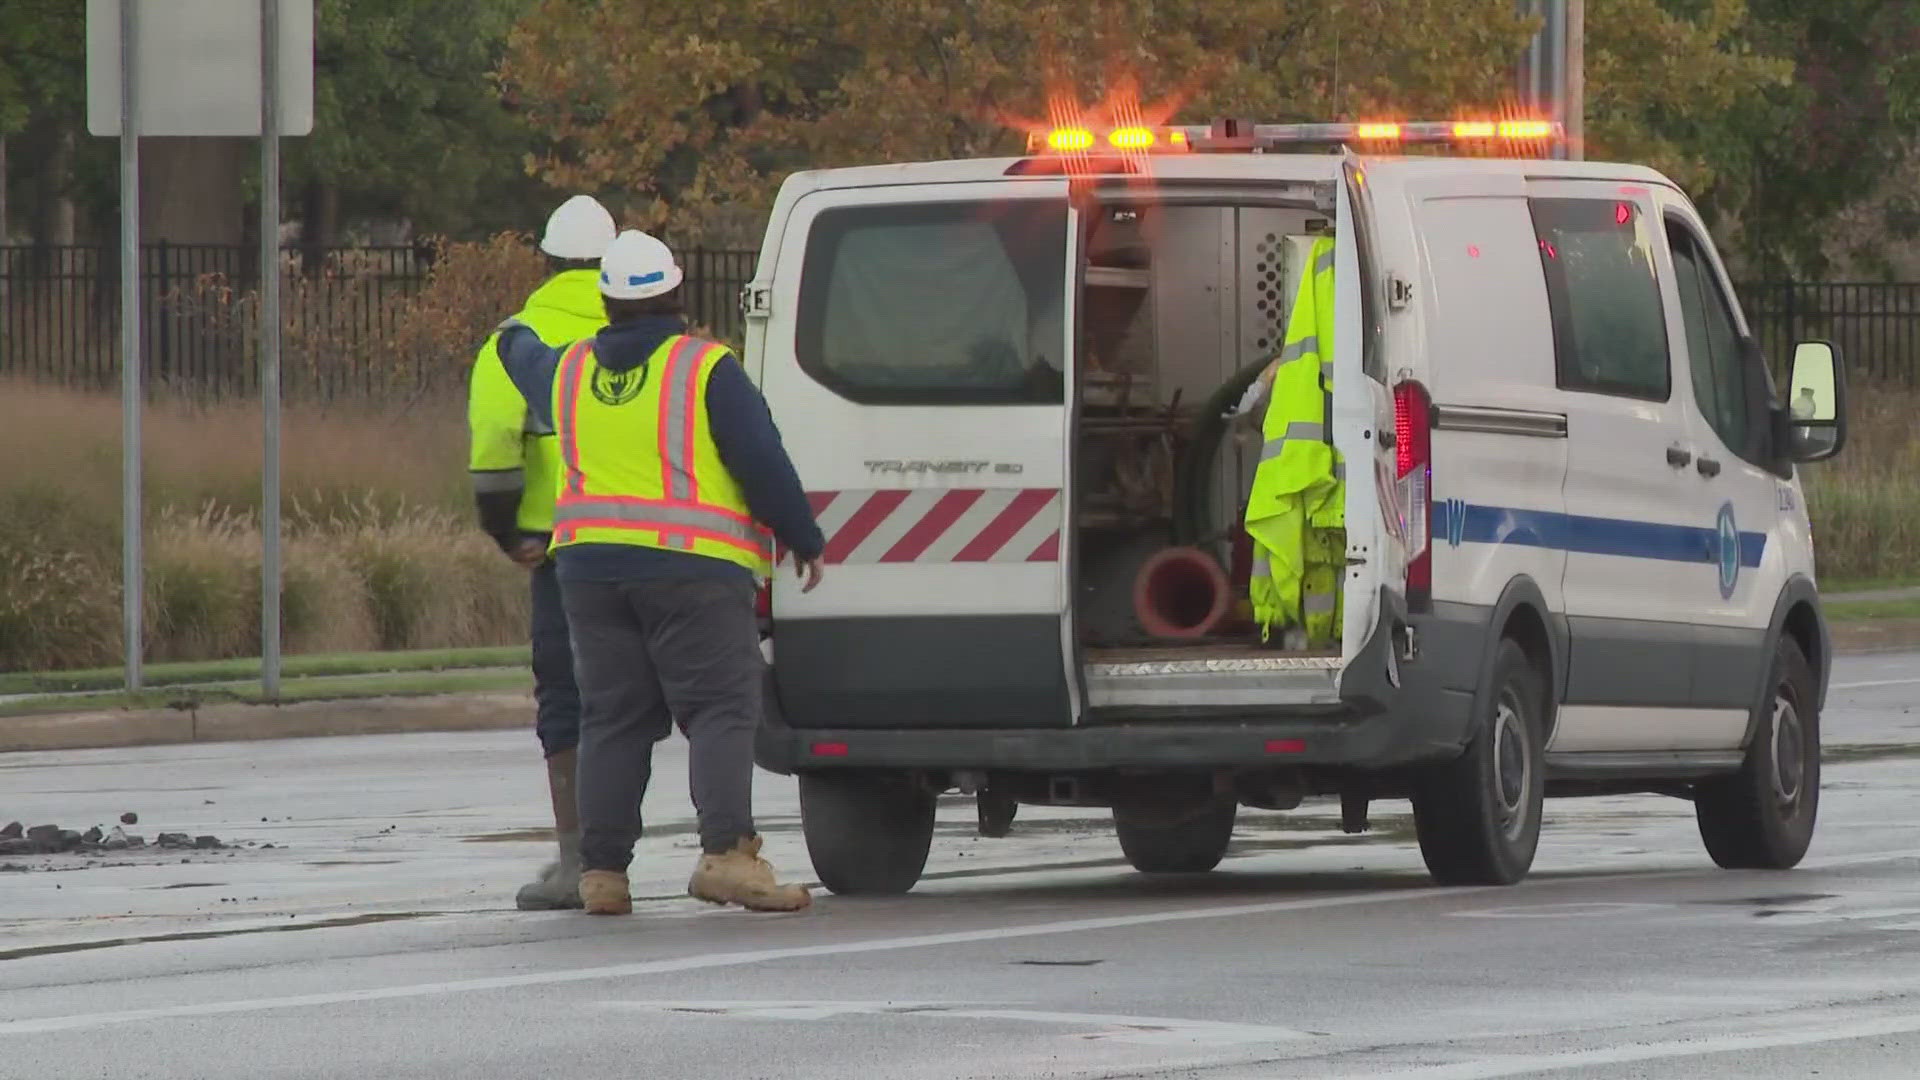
[1716,502,1740,599]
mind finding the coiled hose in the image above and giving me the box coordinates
[1170,354,1275,547]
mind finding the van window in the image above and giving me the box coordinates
[1529,198,1671,401]
[796,199,1069,405]
[1668,222,1760,461]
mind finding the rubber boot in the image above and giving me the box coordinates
[515,749,584,911]
[687,835,812,912]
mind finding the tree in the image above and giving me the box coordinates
[500,0,1540,243]
[0,0,85,244]
[288,0,543,253]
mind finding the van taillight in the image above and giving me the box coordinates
[1393,380,1433,611]
[755,581,772,621]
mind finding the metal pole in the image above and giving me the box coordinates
[119,0,143,692]
[261,0,283,698]
[1543,0,1567,160]
[1566,0,1585,160]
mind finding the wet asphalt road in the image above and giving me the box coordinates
[2,651,1919,1079]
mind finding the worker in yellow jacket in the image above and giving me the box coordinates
[467,195,614,910]
[1242,235,1344,648]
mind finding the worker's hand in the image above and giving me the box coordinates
[508,537,547,569]
[794,555,824,594]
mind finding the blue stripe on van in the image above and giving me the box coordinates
[1433,501,1766,568]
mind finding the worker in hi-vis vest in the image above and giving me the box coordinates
[467,195,615,911]
[494,230,826,917]
[1242,235,1344,648]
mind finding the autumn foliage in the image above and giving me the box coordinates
[497,0,1790,246]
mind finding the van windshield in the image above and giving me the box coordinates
[796,199,1069,405]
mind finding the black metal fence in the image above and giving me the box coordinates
[0,243,759,403]
[5,244,1919,399]
[1736,282,1920,385]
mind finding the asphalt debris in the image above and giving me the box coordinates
[0,820,226,859]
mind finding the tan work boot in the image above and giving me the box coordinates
[516,749,584,911]
[579,869,632,915]
[688,835,812,912]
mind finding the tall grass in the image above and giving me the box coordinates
[1803,383,1920,586]
[0,380,527,672]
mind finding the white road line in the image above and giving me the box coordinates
[1831,677,1920,690]
[6,846,1920,1038]
[598,1001,1314,1046]
[1339,1008,1920,1079]
[0,887,1479,1036]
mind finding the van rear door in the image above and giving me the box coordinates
[757,180,1080,730]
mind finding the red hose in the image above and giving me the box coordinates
[1132,546,1230,639]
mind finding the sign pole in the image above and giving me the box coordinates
[260,0,283,698]
[119,0,143,692]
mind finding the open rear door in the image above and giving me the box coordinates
[758,179,1081,730]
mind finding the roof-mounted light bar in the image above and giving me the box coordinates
[1026,118,1563,156]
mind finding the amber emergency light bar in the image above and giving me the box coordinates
[1026,119,1563,155]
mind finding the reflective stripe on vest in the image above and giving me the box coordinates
[551,336,773,572]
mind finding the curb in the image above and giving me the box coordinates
[6,627,1917,754]
[0,691,533,753]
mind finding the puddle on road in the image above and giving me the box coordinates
[303,860,402,867]
[1693,893,1837,908]
[154,882,226,890]
[1825,744,1920,764]
[0,911,440,963]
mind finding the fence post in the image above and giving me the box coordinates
[1783,281,1798,353]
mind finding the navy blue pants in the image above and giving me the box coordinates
[530,558,583,757]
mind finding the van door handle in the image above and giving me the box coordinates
[1665,446,1693,468]
[1696,456,1723,478]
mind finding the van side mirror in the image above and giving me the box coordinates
[1782,340,1846,462]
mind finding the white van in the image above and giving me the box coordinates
[744,119,1850,895]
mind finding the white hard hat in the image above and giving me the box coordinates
[539,195,617,260]
[598,229,683,300]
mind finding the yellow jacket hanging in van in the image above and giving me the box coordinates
[1245,236,1345,645]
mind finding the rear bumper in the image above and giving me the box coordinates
[757,589,1485,775]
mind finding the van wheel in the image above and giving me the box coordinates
[1695,637,1820,870]
[1412,639,1546,886]
[1113,798,1236,874]
[799,772,935,895]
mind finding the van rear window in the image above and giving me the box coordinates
[1529,197,1671,401]
[796,200,1069,405]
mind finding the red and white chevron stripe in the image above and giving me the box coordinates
[806,489,1062,565]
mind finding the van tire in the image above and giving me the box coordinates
[1695,637,1819,870]
[1113,798,1236,874]
[1412,639,1546,886]
[799,772,935,895]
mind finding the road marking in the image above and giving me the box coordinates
[6,846,1920,1038]
[0,886,1477,1036]
[1831,677,1920,690]
[1335,1006,1920,1079]
[1450,902,1667,919]
[599,1000,1314,1046]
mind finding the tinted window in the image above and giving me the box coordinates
[796,200,1069,404]
[1668,223,1756,460]
[1529,198,1670,400]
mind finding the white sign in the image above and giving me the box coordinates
[86,0,314,137]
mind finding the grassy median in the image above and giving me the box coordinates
[0,377,1914,675]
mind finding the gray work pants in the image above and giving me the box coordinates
[562,575,761,871]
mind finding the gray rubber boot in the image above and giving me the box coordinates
[516,749,584,911]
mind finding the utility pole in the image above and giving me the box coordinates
[1566,0,1585,160]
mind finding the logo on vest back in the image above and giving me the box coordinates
[590,364,647,406]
